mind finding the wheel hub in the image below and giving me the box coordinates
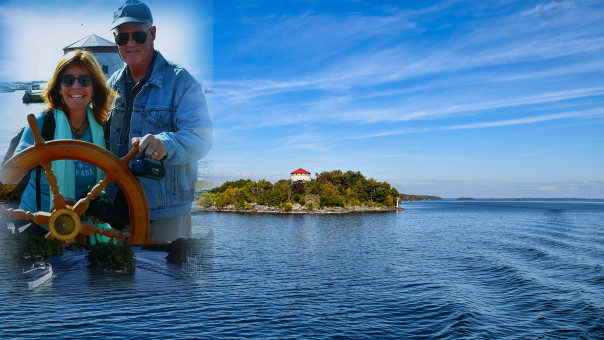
[48,208,81,242]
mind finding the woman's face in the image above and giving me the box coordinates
[58,65,93,115]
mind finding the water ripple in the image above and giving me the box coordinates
[1,201,603,338]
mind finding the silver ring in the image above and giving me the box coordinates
[152,152,159,156]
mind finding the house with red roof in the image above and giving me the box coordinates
[290,168,311,182]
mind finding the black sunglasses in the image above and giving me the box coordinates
[59,74,92,87]
[114,31,148,46]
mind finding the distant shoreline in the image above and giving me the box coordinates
[443,198,604,201]
[192,203,405,214]
[401,196,603,202]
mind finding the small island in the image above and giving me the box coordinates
[400,194,443,201]
[3,233,64,259]
[142,237,204,263]
[85,240,135,273]
[195,170,404,213]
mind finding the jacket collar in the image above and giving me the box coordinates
[147,51,164,88]
[114,50,166,89]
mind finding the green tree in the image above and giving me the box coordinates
[291,180,306,195]
[211,179,252,194]
[86,240,135,272]
[319,182,344,207]
[198,191,214,208]
[233,187,250,208]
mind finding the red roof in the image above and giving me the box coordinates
[291,168,310,174]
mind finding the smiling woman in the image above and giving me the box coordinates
[58,67,93,137]
[9,49,118,243]
[45,50,115,123]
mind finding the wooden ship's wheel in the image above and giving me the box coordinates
[0,114,152,245]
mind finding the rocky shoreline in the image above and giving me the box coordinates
[192,203,405,214]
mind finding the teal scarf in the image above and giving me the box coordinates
[51,107,112,244]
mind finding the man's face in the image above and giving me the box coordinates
[114,22,155,70]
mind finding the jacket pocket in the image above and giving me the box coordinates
[144,109,172,134]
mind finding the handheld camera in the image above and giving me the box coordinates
[131,154,165,180]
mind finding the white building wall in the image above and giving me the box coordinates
[291,173,311,181]
[93,53,124,78]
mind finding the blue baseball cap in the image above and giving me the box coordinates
[111,0,153,30]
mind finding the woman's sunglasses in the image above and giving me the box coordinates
[114,31,148,46]
[59,74,92,87]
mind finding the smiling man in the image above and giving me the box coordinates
[103,0,212,242]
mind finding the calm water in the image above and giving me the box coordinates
[0,91,46,159]
[1,200,603,339]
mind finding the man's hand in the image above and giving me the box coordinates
[132,134,167,160]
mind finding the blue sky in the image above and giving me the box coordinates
[1,1,603,198]
[0,0,212,82]
[211,0,604,199]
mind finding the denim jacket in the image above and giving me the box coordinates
[106,51,212,220]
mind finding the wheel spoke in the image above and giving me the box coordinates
[120,145,140,167]
[2,207,51,226]
[27,113,45,146]
[41,162,66,210]
[72,176,114,216]
[81,221,127,239]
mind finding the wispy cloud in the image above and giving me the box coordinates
[217,0,604,90]
[320,107,604,144]
[212,0,604,138]
[216,85,604,132]
[443,108,604,130]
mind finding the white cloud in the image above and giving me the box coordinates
[443,108,604,130]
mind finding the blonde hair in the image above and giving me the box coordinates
[43,49,116,125]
